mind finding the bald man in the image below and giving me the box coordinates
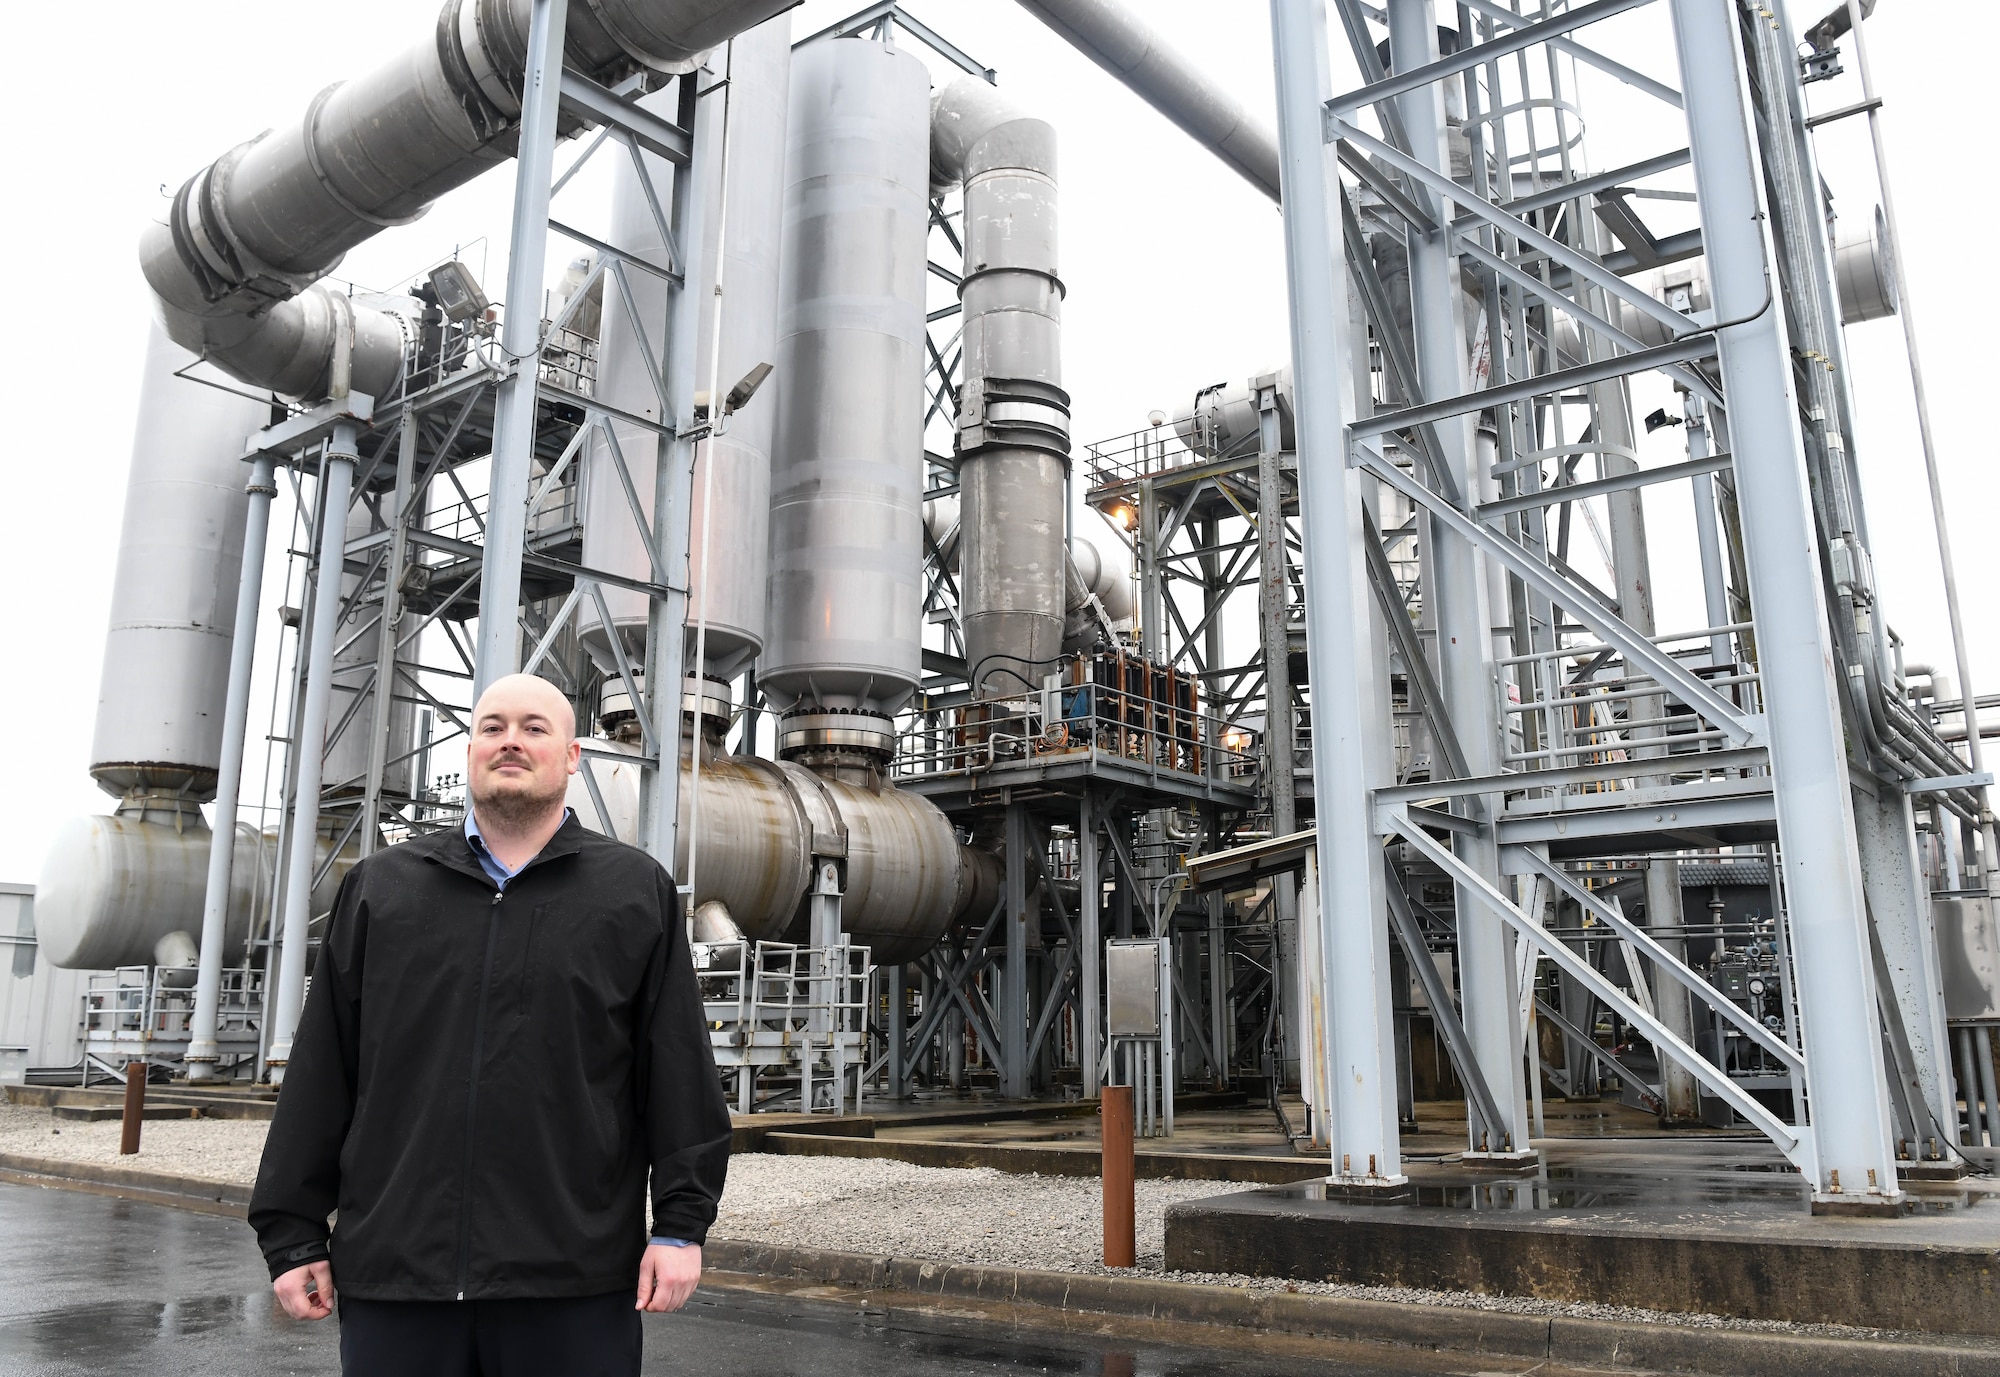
[249,673,730,1376]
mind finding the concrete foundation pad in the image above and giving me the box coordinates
[1165,1143,2000,1336]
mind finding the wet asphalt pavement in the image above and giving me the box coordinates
[0,1182,1491,1376]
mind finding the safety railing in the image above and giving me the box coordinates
[1081,412,1225,492]
[895,680,1258,783]
[696,940,873,1114]
[82,966,265,1050]
[1496,622,1766,797]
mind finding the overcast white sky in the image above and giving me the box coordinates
[0,1,1988,883]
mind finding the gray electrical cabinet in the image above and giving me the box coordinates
[1936,897,2000,1023]
[1106,939,1163,1037]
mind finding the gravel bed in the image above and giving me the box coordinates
[714,1153,1219,1272]
[0,1107,1916,1339]
[0,1100,268,1184]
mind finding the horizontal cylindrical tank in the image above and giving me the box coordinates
[568,736,991,963]
[1172,369,1292,461]
[933,77,1071,700]
[761,36,932,716]
[33,811,346,971]
[581,14,791,680]
[91,326,273,802]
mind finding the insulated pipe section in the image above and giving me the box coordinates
[1011,0,1282,203]
[567,739,996,962]
[139,0,793,398]
[933,78,1070,699]
[762,37,932,717]
[581,14,791,677]
[91,326,274,802]
[34,813,347,970]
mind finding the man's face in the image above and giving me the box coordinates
[466,677,580,824]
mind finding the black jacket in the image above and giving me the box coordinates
[248,815,731,1300]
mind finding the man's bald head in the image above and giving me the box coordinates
[466,673,580,829]
[472,673,577,742]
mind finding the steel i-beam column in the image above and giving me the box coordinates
[1003,803,1031,1097]
[1255,382,1304,1087]
[1386,0,1529,1160]
[360,418,419,858]
[186,455,279,1082]
[473,0,569,696]
[1670,0,1897,1208]
[267,427,359,1081]
[1080,791,1103,1095]
[641,70,714,868]
[1271,0,1405,1187]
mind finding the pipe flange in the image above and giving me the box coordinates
[778,708,896,762]
[597,672,731,731]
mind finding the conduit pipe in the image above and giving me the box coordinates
[932,77,1071,699]
[140,0,793,400]
[1012,0,1282,203]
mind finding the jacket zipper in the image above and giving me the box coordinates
[455,886,504,1299]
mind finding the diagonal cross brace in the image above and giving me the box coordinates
[1355,444,1757,744]
[1387,808,1806,1164]
[1514,847,1803,1073]
[1330,118,1697,342]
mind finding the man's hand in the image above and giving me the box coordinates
[273,1260,335,1321]
[635,1242,701,1313]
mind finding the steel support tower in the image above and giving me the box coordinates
[1269,0,1984,1208]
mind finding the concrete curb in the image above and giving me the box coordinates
[764,1132,1328,1184]
[6,1152,1996,1375]
[700,1239,2000,1377]
[0,1150,251,1217]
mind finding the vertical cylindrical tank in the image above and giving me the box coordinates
[760,35,932,716]
[580,13,792,681]
[931,78,1070,699]
[90,325,272,802]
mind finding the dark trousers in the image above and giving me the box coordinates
[338,1292,641,1376]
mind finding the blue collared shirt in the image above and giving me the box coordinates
[462,806,576,890]
[462,808,690,1251]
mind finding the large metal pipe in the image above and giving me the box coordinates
[761,35,932,720]
[581,14,791,680]
[931,77,1070,699]
[139,0,793,399]
[568,735,996,963]
[91,327,274,803]
[1012,0,1282,203]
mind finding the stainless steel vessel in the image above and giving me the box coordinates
[581,13,792,680]
[931,78,1070,698]
[567,733,994,962]
[761,36,932,717]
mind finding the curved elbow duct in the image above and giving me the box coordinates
[140,0,794,399]
[1011,0,1282,204]
[932,78,1070,698]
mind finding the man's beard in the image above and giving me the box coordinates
[471,769,567,828]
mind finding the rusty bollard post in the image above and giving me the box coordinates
[1102,1085,1135,1268]
[119,1061,147,1155]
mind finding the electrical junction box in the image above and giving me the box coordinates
[1936,896,2000,1022]
[1106,939,1164,1037]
